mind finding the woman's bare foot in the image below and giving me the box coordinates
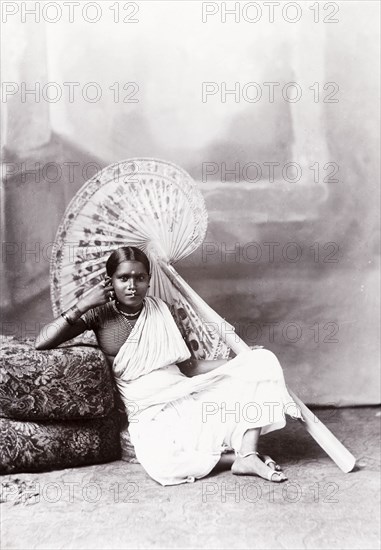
[231,452,287,482]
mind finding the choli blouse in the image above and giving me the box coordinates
[81,302,139,357]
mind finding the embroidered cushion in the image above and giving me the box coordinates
[0,337,115,420]
[0,413,121,474]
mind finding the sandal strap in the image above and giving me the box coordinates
[257,452,277,467]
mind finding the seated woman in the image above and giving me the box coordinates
[36,246,300,486]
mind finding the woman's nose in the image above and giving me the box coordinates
[127,278,136,289]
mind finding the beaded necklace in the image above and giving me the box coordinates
[115,302,142,331]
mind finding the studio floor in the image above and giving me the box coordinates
[1,407,380,550]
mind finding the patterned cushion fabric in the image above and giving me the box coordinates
[0,413,121,474]
[0,337,115,421]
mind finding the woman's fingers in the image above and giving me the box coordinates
[101,280,111,289]
[100,280,113,293]
[88,281,114,304]
[104,286,115,302]
[103,286,113,293]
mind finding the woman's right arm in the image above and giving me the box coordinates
[35,280,114,350]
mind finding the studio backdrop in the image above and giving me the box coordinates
[1,1,379,406]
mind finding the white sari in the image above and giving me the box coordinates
[113,296,300,486]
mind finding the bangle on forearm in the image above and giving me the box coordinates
[61,305,83,325]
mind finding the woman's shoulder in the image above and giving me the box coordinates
[81,302,118,329]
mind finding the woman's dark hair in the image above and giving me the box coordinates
[106,246,150,277]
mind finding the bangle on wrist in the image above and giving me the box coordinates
[61,304,82,325]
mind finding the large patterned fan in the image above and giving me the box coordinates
[50,158,230,360]
[51,157,355,473]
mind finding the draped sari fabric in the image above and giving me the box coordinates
[113,296,237,415]
[112,297,301,486]
[113,296,191,383]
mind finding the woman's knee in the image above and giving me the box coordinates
[251,348,283,378]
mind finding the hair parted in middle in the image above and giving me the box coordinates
[106,246,151,277]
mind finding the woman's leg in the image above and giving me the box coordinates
[231,427,287,482]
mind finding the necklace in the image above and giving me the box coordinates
[120,314,134,332]
[115,304,142,332]
[115,303,142,318]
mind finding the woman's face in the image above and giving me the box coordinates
[111,260,150,311]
